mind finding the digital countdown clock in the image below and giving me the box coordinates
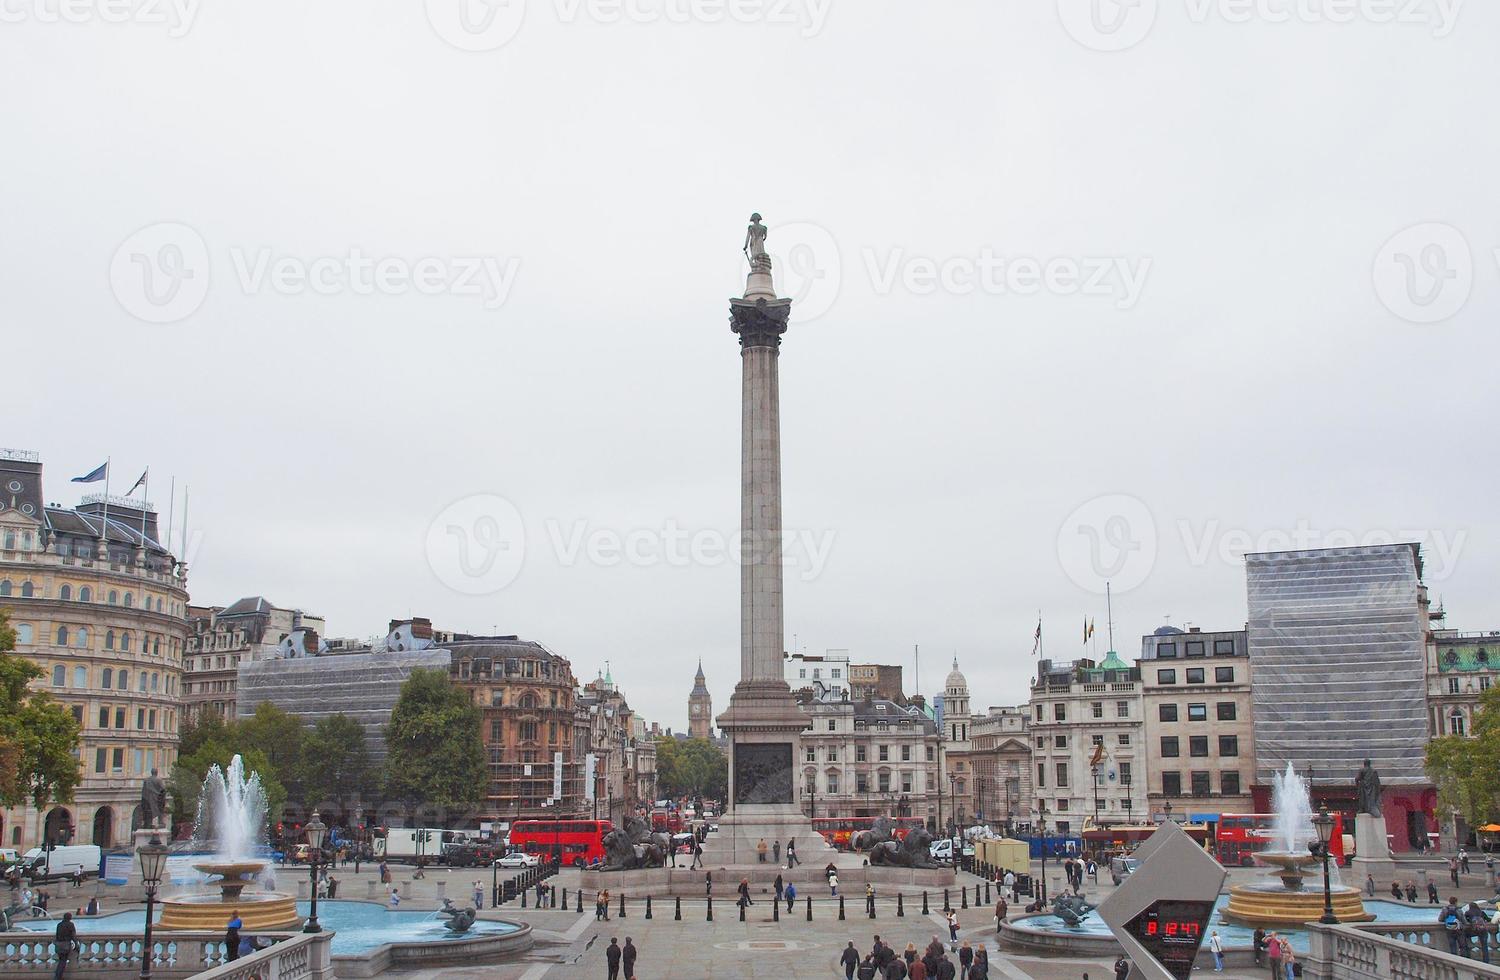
[1124,899,1218,980]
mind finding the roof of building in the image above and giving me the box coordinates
[851,697,938,734]
[945,656,967,691]
[218,596,277,618]
[691,660,710,696]
[1435,634,1500,673]
[1153,625,1185,636]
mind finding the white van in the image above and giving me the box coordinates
[22,845,101,880]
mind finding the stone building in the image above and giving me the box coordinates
[184,597,325,721]
[966,705,1032,834]
[797,694,942,827]
[939,658,976,830]
[576,667,646,823]
[1138,625,1255,821]
[785,650,851,701]
[1427,628,1499,738]
[849,663,904,702]
[688,660,713,740]
[1027,653,1147,835]
[0,449,190,851]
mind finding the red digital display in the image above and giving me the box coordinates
[1125,899,1217,980]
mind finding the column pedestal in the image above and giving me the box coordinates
[1351,813,1396,887]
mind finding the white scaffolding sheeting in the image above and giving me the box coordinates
[1247,544,1428,786]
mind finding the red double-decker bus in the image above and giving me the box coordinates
[650,809,684,835]
[1215,813,1347,867]
[509,819,613,867]
[813,816,926,851]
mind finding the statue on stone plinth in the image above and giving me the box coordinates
[1356,759,1383,817]
[743,213,769,267]
[853,816,941,870]
[140,768,168,830]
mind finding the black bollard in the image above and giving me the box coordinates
[739,900,746,921]
[897,893,905,917]
[922,891,930,916]
[562,887,568,906]
[805,896,812,922]
[619,893,626,918]
[674,896,682,921]
[984,882,991,904]
[707,896,714,921]
[521,889,527,908]
[868,895,876,920]
[962,886,969,909]
[838,895,845,920]
[576,889,583,913]
[943,888,950,910]
[645,896,653,920]
[773,897,779,921]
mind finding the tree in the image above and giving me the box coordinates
[0,610,83,810]
[1427,686,1500,827]
[383,668,484,818]
[237,702,306,803]
[655,737,727,802]
[300,714,372,817]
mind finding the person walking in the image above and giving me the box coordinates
[829,870,839,897]
[601,889,613,920]
[773,841,781,865]
[605,937,622,980]
[1461,847,1472,874]
[786,839,798,868]
[1252,927,1266,966]
[884,954,908,980]
[866,883,876,916]
[1406,881,1418,903]
[1428,880,1441,904]
[1003,869,1015,901]
[935,952,956,980]
[1266,931,1282,980]
[1466,901,1493,963]
[1281,946,1297,980]
[622,937,637,978]
[903,942,918,966]
[774,873,784,906]
[1364,873,1375,896]
[1442,896,1465,956]
[858,953,878,980]
[224,911,243,962]
[1210,930,1224,972]
[957,940,973,977]
[52,911,76,980]
[909,956,928,980]
[1390,881,1403,900]
[1451,856,1461,887]
[784,881,797,913]
[1113,955,1130,980]
[994,896,1007,933]
[946,909,959,943]
[691,838,703,870]
[473,880,484,909]
[841,941,860,980]
[973,947,989,979]
[737,878,752,909]
[757,838,769,863]
[326,875,338,899]
[388,886,401,909]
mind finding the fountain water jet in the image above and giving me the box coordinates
[157,755,301,931]
[1222,762,1372,926]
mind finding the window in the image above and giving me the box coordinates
[926,746,935,761]
[1189,735,1209,757]
[1096,795,1105,811]
[1448,677,1462,694]
[877,772,891,793]
[1055,762,1068,787]
[0,580,8,595]
[1186,668,1205,684]
[56,626,68,646]
[1191,771,1211,797]
[1118,733,1131,746]
[831,668,841,679]
[1053,704,1066,722]
[1116,700,1130,718]
[1156,642,1177,659]
[1036,764,1046,788]
[1185,641,1205,658]
[1450,713,1466,736]
[95,748,106,773]
[1055,735,1068,749]
[139,673,148,692]
[137,709,145,729]
[73,666,87,687]
[901,745,911,762]
[856,745,866,763]
[1215,666,1234,683]
[856,773,868,794]
[806,747,816,762]
[1160,736,1179,758]
[1091,701,1103,719]
[1119,761,1132,785]
[1187,703,1207,722]
[75,627,89,648]
[1157,669,1176,685]
[111,748,124,772]
[1483,677,1493,692]
[878,745,889,762]
[1162,771,1181,795]
[1158,703,1178,722]
[20,581,32,597]
[1221,772,1241,795]
[826,775,839,793]
[134,749,144,774]
[52,664,65,686]
[827,720,836,731]
[827,747,838,763]
[1219,735,1239,756]
[114,708,125,729]
[117,670,128,690]
[1091,734,1104,746]
[1216,702,1237,721]
[15,623,31,644]
[105,629,115,650]
[108,590,118,605]
[124,593,133,608]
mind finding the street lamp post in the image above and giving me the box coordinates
[1092,765,1100,828]
[1037,804,1049,906]
[1163,800,1173,825]
[304,811,326,933]
[136,833,169,980]
[1312,806,1338,925]
[947,773,958,867]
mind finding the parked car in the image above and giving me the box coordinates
[494,852,540,869]
[1110,856,1140,885]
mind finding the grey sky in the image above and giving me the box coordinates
[4,0,1498,730]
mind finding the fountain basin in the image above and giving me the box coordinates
[158,859,299,931]
[1222,883,1374,927]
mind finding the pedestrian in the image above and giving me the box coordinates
[1267,931,1282,980]
[1390,881,1402,900]
[935,952,956,980]
[84,897,98,917]
[1113,955,1130,980]
[885,955,908,980]
[829,870,839,897]
[994,896,1007,933]
[1003,869,1015,901]
[388,886,401,909]
[841,941,860,980]
[757,838,768,863]
[858,954,878,980]
[866,883,876,916]
[785,881,797,913]
[904,942,918,966]
[1442,896,1465,956]
[873,935,891,969]
[1364,874,1375,896]
[1407,881,1419,903]
[1282,946,1297,980]
[774,873,784,905]
[1467,901,1493,963]
[622,937,637,978]
[691,838,703,870]
[973,947,989,979]
[378,861,389,885]
[958,940,973,977]
[1252,927,1266,966]
[786,839,799,868]
[1428,881,1441,904]
[602,889,612,920]
[1461,848,1472,874]
[606,937,622,980]
[474,880,484,909]
[327,875,338,899]
[946,909,959,943]
[738,878,752,909]
[52,911,76,980]
[1210,930,1224,972]
[1452,856,1461,887]
[224,911,243,963]
[910,956,928,980]
[773,840,781,864]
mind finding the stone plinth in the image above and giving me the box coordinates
[1351,813,1397,886]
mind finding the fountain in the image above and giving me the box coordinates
[1222,762,1373,926]
[156,755,301,931]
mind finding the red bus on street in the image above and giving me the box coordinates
[509,819,613,867]
[1215,813,1348,867]
[813,816,926,851]
[651,809,684,835]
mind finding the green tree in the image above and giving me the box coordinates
[655,737,726,802]
[383,668,484,816]
[300,714,372,816]
[237,702,306,801]
[0,610,83,809]
[1427,685,1500,827]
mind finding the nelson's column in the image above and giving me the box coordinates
[702,214,837,865]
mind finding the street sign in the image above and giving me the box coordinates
[1097,820,1226,980]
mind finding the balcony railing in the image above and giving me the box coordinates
[0,929,330,980]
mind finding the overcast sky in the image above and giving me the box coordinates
[5,0,1498,731]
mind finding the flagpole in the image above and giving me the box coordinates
[1106,582,1115,652]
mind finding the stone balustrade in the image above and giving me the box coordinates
[1306,921,1500,979]
[0,929,331,980]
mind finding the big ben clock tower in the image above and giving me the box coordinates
[688,660,712,740]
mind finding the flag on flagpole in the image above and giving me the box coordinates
[1031,618,1042,656]
[127,469,148,495]
[1084,618,1095,644]
[71,462,108,484]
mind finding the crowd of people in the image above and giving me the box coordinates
[839,934,992,980]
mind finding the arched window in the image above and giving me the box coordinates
[20,581,33,597]
[3,531,14,550]
[117,670,128,690]
[124,593,133,608]
[108,590,118,605]
[1451,712,1467,737]
[139,672,148,692]
[56,626,68,646]
[16,624,32,644]
[152,637,160,655]
[156,598,163,612]
[102,667,113,688]
[59,584,71,601]
[151,673,159,692]
[74,666,87,688]
[75,627,89,648]
[0,580,11,596]
[121,632,132,653]
[78,586,91,602]
[52,664,65,686]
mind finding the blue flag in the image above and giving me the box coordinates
[71,462,108,483]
